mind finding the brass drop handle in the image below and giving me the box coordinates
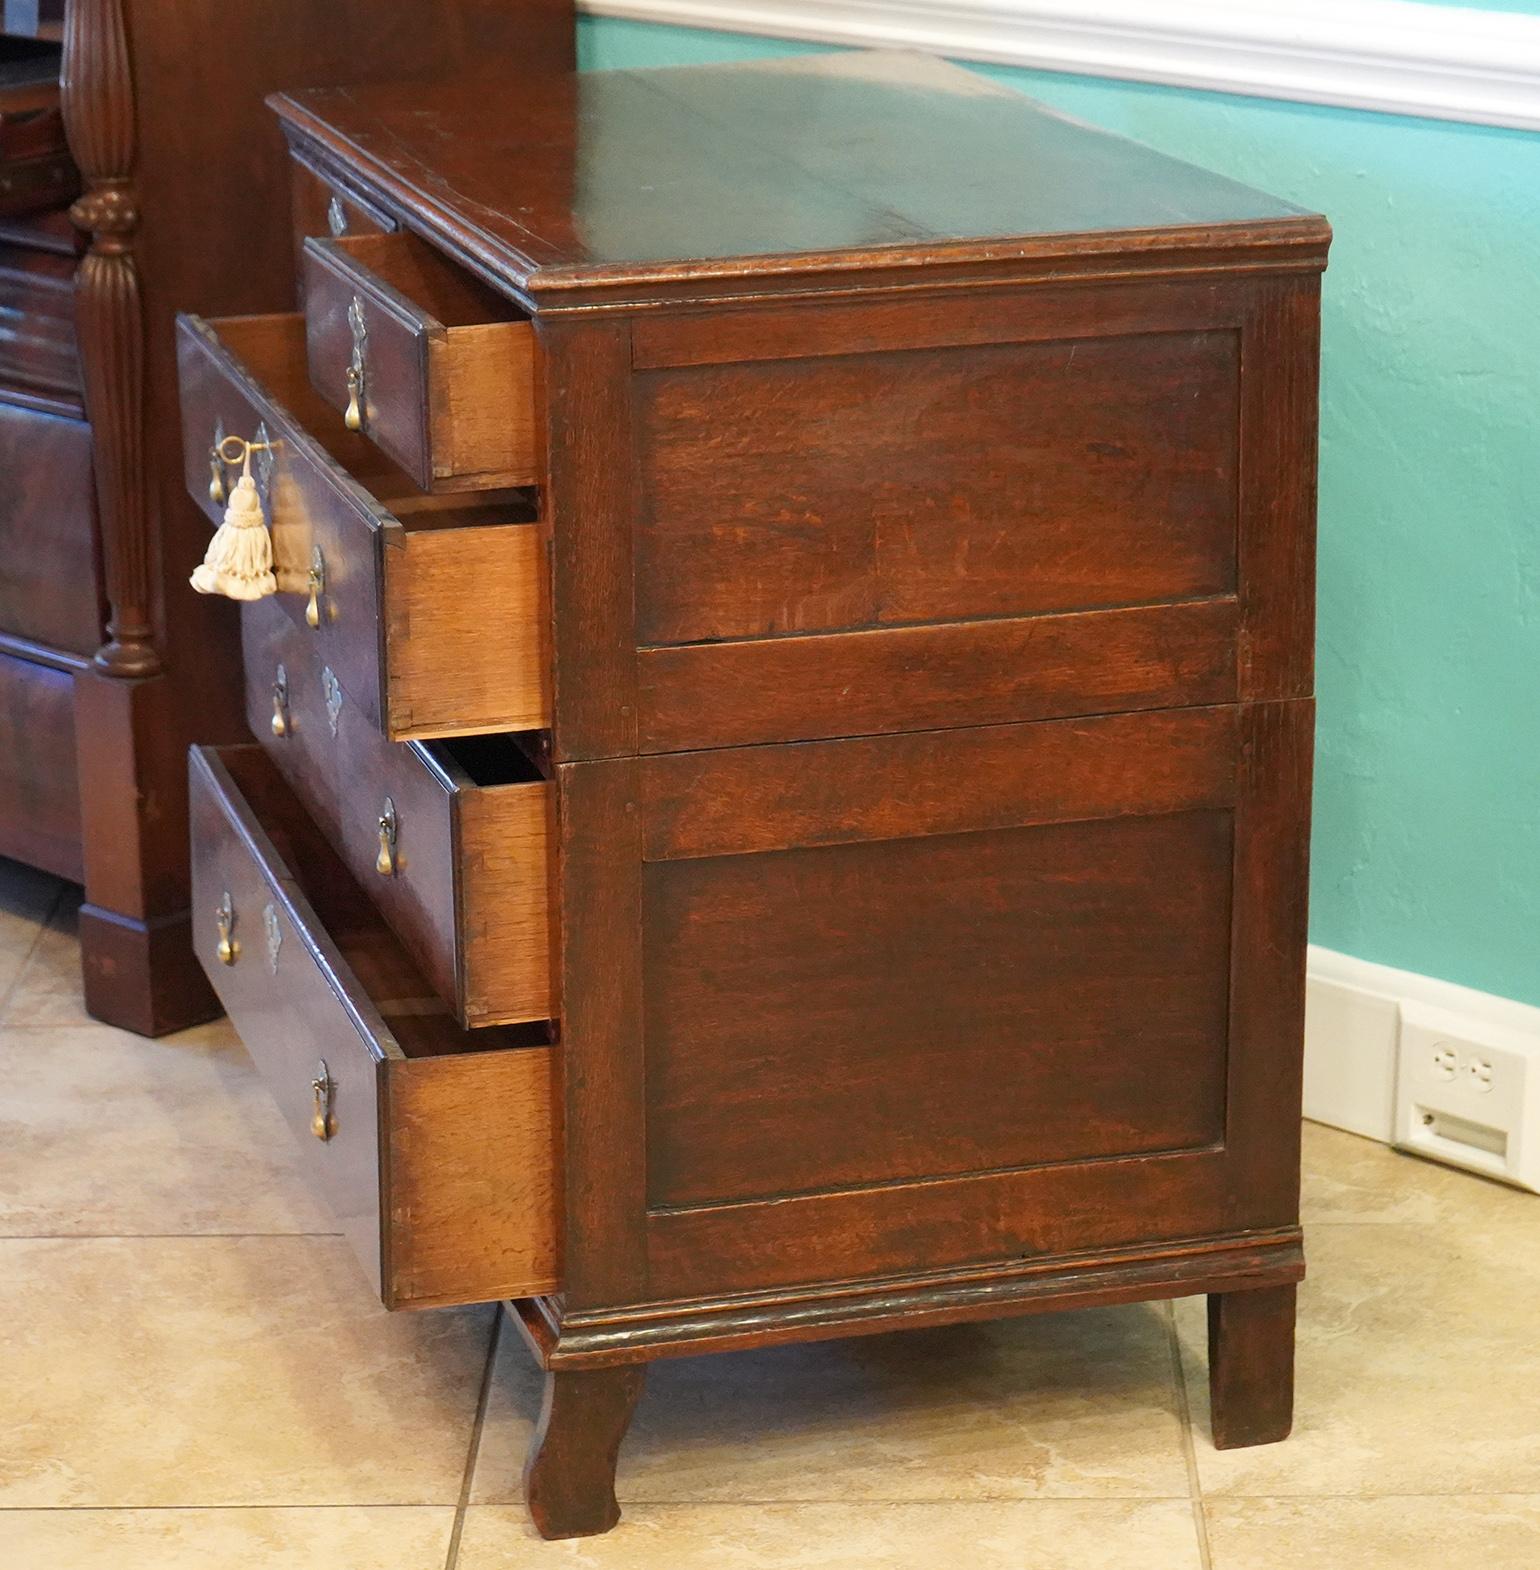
[270,665,290,737]
[305,547,326,630]
[375,797,398,878]
[344,365,364,431]
[209,448,226,505]
[215,891,239,966]
[344,294,367,432]
[310,1060,336,1141]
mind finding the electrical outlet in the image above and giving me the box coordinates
[1394,1006,1540,1191]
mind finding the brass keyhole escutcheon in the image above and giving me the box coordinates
[271,664,290,738]
[215,892,239,967]
[306,547,326,630]
[209,434,273,508]
[310,1060,336,1141]
[322,666,343,738]
[376,797,398,878]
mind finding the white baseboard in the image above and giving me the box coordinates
[580,0,1540,132]
[1304,949,1401,1141]
[1306,947,1540,1188]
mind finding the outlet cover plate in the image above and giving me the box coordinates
[1394,1003,1540,1191]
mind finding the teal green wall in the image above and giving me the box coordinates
[579,18,1540,1007]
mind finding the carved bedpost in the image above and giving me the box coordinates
[62,0,158,678]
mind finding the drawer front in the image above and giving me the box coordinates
[190,744,560,1309]
[0,648,82,882]
[241,593,340,837]
[303,232,539,493]
[0,400,101,656]
[0,241,79,401]
[332,683,554,1029]
[179,312,547,739]
[191,743,387,1290]
[289,152,397,256]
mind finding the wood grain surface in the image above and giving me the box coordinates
[0,399,101,655]
[0,644,82,879]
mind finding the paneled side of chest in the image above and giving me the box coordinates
[537,270,1320,1328]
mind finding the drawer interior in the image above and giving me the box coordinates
[323,230,529,331]
[431,731,551,788]
[206,313,536,532]
[218,742,547,1060]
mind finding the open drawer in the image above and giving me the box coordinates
[238,598,554,1030]
[190,743,561,1310]
[178,311,547,740]
[303,230,539,492]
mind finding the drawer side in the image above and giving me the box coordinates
[385,1048,561,1308]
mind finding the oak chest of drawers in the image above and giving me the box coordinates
[179,50,1329,1540]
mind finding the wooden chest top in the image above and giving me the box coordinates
[272,50,1328,308]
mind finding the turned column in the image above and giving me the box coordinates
[60,0,217,1034]
[63,0,154,679]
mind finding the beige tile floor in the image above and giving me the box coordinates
[2,856,1537,1569]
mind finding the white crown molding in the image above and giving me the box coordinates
[580,0,1540,132]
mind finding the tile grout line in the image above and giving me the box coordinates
[0,1504,460,1514]
[7,1491,1540,1514]
[0,1233,345,1241]
[0,882,61,1028]
[1167,1301,1215,1570]
[444,1307,503,1570]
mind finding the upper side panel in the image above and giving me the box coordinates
[542,274,1319,761]
[634,323,1240,646]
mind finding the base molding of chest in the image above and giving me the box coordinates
[512,1227,1305,1369]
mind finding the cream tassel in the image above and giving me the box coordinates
[191,446,277,601]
